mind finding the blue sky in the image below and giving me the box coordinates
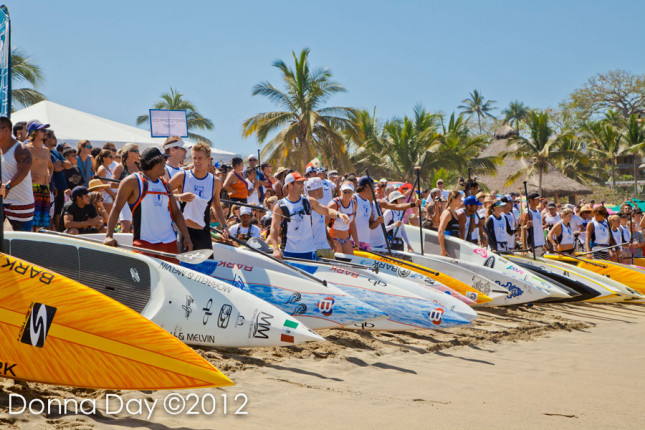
[6,0,645,155]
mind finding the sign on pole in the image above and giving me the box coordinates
[149,109,188,138]
[0,5,11,118]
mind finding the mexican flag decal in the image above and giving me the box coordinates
[281,319,299,343]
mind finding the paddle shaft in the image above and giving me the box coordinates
[523,181,536,261]
[365,169,392,255]
[37,229,207,261]
[392,151,431,243]
[365,249,440,276]
[629,211,634,265]
[416,166,424,255]
[577,242,630,255]
[547,249,608,268]
[211,227,328,287]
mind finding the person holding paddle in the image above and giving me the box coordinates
[104,147,192,262]
[547,208,575,255]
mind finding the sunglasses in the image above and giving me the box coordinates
[130,149,139,153]
[342,190,354,194]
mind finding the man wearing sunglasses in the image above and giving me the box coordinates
[76,139,94,186]
[25,120,53,230]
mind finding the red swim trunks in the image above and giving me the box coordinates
[133,239,179,264]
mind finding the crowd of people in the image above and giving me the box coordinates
[1,115,643,263]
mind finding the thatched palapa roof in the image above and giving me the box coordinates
[477,125,592,198]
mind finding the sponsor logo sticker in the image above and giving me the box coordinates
[19,303,56,348]
[316,297,335,317]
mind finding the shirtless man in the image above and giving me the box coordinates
[25,120,53,230]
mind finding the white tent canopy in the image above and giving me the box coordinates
[11,100,239,163]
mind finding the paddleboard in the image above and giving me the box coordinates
[285,259,474,329]
[404,225,571,300]
[5,232,324,348]
[0,253,232,389]
[352,250,493,304]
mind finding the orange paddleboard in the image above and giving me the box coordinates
[0,253,233,389]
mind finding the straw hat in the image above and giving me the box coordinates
[579,205,592,214]
[274,166,289,177]
[87,178,110,191]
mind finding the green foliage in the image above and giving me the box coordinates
[137,88,214,144]
[501,100,529,131]
[11,48,46,111]
[242,48,356,170]
[457,89,496,134]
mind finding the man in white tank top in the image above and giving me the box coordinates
[305,177,347,259]
[520,192,546,254]
[169,142,229,253]
[269,172,346,261]
[104,147,192,262]
[0,117,35,231]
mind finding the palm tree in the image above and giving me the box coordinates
[242,48,356,170]
[137,88,214,144]
[458,89,496,134]
[501,100,529,131]
[623,114,645,193]
[507,111,572,195]
[581,120,624,190]
[11,48,46,110]
[552,135,600,185]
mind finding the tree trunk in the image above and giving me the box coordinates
[539,168,543,196]
[612,160,616,190]
[478,116,482,135]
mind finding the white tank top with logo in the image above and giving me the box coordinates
[559,222,574,246]
[488,215,508,251]
[528,208,545,247]
[591,219,610,248]
[354,195,373,243]
[332,197,354,232]
[370,201,387,247]
[132,175,176,244]
[281,196,314,253]
[311,210,330,251]
[503,212,515,249]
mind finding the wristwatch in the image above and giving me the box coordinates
[5,183,11,191]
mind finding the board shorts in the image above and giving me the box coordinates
[133,239,178,264]
[283,250,318,261]
[32,184,51,228]
[179,228,213,259]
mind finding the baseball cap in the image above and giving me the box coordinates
[284,172,306,186]
[163,138,190,150]
[547,202,556,208]
[305,165,317,175]
[493,199,505,207]
[340,182,355,192]
[464,195,482,206]
[328,170,339,177]
[317,167,327,173]
[500,195,513,204]
[140,147,170,163]
[528,192,540,200]
[388,190,404,203]
[27,120,50,133]
[357,176,372,187]
[305,177,324,191]
[240,206,252,216]
[71,186,89,200]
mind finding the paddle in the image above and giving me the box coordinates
[629,210,635,265]
[546,248,608,269]
[211,227,329,287]
[37,229,214,264]
[319,257,377,272]
[93,175,121,184]
[365,169,392,255]
[415,165,424,255]
[523,181,536,261]
[575,242,629,256]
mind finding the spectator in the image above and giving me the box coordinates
[44,129,69,231]
[223,157,248,203]
[63,148,83,189]
[88,190,110,226]
[436,179,449,200]
[273,166,289,199]
[76,139,94,186]
[62,186,104,234]
[12,121,27,142]
[163,136,189,179]
[93,149,117,214]
[112,143,140,232]
[26,120,53,231]
[229,206,262,242]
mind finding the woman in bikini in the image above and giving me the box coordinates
[327,182,359,255]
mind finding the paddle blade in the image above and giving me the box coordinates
[176,249,214,264]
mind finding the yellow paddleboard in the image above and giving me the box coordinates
[353,251,492,304]
[0,253,233,390]
[544,254,645,296]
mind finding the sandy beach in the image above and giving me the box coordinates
[2,303,644,430]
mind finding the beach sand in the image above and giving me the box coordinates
[2,303,644,429]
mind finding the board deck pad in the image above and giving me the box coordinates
[8,239,151,313]
[0,253,233,389]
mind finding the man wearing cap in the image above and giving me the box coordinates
[485,199,512,253]
[269,172,346,260]
[305,177,347,259]
[520,192,546,254]
[25,120,53,230]
[543,201,561,232]
[246,154,270,194]
[163,136,190,179]
[229,206,261,242]
[458,195,484,245]
[62,186,104,234]
[12,121,27,142]
[0,117,35,231]
[169,142,229,253]
[315,167,336,206]
[104,147,193,261]
[352,177,383,251]
[500,195,517,251]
